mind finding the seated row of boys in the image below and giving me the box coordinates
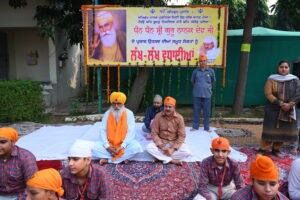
[0,91,299,199]
[0,126,293,200]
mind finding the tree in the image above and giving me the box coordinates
[189,0,270,29]
[9,0,167,113]
[271,0,300,31]
[232,0,259,115]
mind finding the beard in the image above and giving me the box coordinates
[100,27,117,47]
[110,105,124,123]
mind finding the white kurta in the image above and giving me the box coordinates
[288,159,300,200]
[91,108,143,163]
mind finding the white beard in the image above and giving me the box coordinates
[110,106,124,123]
[100,27,117,47]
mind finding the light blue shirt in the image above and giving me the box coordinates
[100,108,136,149]
[191,67,215,98]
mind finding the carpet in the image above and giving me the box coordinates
[36,147,299,199]
[101,161,201,200]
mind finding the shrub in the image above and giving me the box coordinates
[0,81,45,122]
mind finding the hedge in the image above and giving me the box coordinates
[0,81,45,122]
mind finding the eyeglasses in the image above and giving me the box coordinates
[213,149,228,153]
[112,102,122,106]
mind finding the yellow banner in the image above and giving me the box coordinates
[82,6,228,67]
[241,43,251,52]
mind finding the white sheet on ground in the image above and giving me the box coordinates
[17,123,247,162]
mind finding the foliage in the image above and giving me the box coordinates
[0,81,45,122]
[9,0,167,46]
[271,0,300,31]
[189,0,270,29]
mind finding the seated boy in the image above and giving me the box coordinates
[0,127,38,200]
[198,137,244,200]
[61,139,113,199]
[231,154,288,200]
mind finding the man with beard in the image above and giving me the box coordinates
[146,96,191,166]
[92,92,143,165]
[142,94,163,139]
[197,137,244,200]
[199,36,220,61]
[89,11,126,62]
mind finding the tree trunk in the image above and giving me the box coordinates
[127,0,160,113]
[127,67,152,112]
[232,0,259,115]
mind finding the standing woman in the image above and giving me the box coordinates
[26,168,64,200]
[258,60,300,158]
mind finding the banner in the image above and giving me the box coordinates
[82,6,228,67]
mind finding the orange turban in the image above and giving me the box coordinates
[0,127,19,141]
[250,155,278,181]
[211,137,230,150]
[110,92,127,104]
[199,55,208,61]
[27,168,64,196]
[164,96,176,106]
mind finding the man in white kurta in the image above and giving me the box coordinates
[92,92,143,165]
[288,159,300,199]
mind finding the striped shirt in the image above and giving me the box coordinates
[61,164,113,200]
[0,145,38,195]
[199,156,244,199]
[231,185,289,200]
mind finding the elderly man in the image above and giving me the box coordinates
[199,36,220,61]
[146,96,191,166]
[142,94,164,136]
[0,127,38,199]
[62,139,113,199]
[89,10,126,62]
[191,55,216,132]
[92,92,143,165]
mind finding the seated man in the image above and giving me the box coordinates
[92,92,143,165]
[0,127,38,200]
[146,96,191,166]
[142,94,163,136]
[231,154,288,200]
[198,137,244,200]
[288,158,300,199]
[61,139,113,199]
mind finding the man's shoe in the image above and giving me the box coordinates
[190,128,198,131]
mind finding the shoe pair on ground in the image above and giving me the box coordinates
[190,128,212,133]
[257,148,298,158]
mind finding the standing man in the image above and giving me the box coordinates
[89,11,126,62]
[146,96,191,166]
[92,92,143,165]
[142,94,164,135]
[0,127,38,199]
[191,55,216,132]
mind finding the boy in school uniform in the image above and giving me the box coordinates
[231,154,288,200]
[198,137,244,200]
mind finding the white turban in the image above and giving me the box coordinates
[203,36,217,47]
[68,139,94,158]
[95,11,113,25]
[153,94,162,103]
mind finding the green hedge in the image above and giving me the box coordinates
[0,81,45,122]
